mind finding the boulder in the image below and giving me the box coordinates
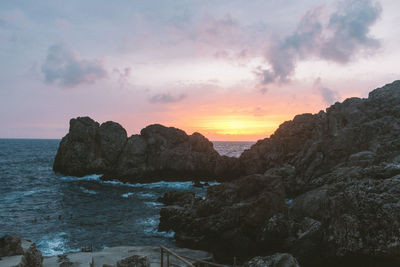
[243,253,300,267]
[116,255,149,267]
[158,174,286,261]
[0,235,24,257]
[16,243,43,267]
[53,117,127,176]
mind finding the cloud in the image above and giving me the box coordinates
[321,0,382,63]
[314,77,341,105]
[260,0,381,85]
[149,92,186,103]
[41,43,107,88]
[113,67,132,87]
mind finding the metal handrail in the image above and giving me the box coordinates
[160,245,195,267]
[160,246,234,267]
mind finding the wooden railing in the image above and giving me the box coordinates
[160,246,234,267]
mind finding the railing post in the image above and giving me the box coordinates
[167,251,170,267]
[233,257,236,267]
[161,246,164,267]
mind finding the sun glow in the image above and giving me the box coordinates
[180,114,287,141]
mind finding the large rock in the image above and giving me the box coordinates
[53,117,127,176]
[54,120,239,182]
[16,243,43,267]
[243,254,300,267]
[0,235,24,257]
[158,174,286,261]
[158,80,400,266]
[240,80,400,196]
[116,255,149,267]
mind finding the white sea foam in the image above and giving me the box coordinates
[61,174,102,182]
[144,201,162,207]
[136,192,155,199]
[79,186,97,195]
[37,232,79,256]
[137,215,175,238]
[122,192,134,198]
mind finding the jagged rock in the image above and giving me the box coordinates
[0,235,24,257]
[53,117,127,176]
[242,253,300,267]
[16,243,43,267]
[158,81,400,266]
[240,80,400,196]
[157,191,197,206]
[158,174,286,261]
[54,121,238,182]
[116,255,149,267]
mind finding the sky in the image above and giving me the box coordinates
[0,0,399,141]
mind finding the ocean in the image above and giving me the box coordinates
[0,139,254,256]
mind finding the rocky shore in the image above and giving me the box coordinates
[0,236,214,267]
[53,80,400,266]
[158,80,400,266]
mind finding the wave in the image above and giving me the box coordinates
[144,201,163,207]
[37,232,79,256]
[61,174,102,182]
[137,215,174,238]
[121,192,134,198]
[61,174,220,190]
[79,186,97,195]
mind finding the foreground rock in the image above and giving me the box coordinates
[243,254,300,267]
[0,235,24,257]
[54,120,238,182]
[159,80,400,266]
[159,174,286,261]
[16,243,43,267]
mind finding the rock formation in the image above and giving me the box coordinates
[53,117,127,177]
[54,119,238,182]
[243,253,300,267]
[158,80,400,266]
[0,235,24,257]
[16,243,43,267]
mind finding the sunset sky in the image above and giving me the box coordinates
[0,0,399,140]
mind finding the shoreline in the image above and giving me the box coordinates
[0,242,213,267]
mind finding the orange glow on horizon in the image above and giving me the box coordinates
[176,114,292,141]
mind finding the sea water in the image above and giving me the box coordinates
[0,139,254,256]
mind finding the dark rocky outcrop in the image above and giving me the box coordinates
[0,235,24,257]
[158,81,400,266]
[158,174,286,261]
[240,81,400,196]
[15,243,43,267]
[54,120,239,182]
[53,117,127,177]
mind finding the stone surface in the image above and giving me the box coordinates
[240,80,400,197]
[243,254,300,267]
[39,246,213,267]
[116,255,149,267]
[54,121,238,182]
[158,80,400,266]
[0,235,23,257]
[53,117,127,176]
[158,174,286,261]
[16,243,43,267]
